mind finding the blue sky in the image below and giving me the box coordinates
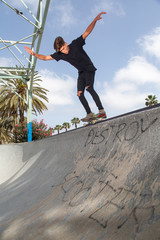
[1,0,160,130]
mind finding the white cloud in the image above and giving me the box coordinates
[0,57,16,67]
[138,27,160,60]
[101,25,160,113]
[114,56,160,84]
[102,83,146,111]
[53,0,76,28]
[39,69,76,107]
[91,0,126,17]
[101,56,160,112]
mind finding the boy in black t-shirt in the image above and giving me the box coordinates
[25,12,107,121]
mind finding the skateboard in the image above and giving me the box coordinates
[82,113,106,126]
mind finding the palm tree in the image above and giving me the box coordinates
[0,117,13,144]
[145,95,158,106]
[54,125,62,134]
[71,117,80,129]
[62,122,71,132]
[0,67,49,125]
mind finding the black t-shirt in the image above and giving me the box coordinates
[50,35,96,72]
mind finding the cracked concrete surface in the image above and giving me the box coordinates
[0,106,160,240]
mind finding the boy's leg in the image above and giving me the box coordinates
[77,72,92,114]
[85,71,104,111]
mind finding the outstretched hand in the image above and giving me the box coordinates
[82,11,107,40]
[24,46,34,55]
[95,12,107,21]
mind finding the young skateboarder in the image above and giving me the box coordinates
[25,12,107,122]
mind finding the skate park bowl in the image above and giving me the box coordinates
[0,105,160,240]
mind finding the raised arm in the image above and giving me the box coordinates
[82,12,106,40]
[24,46,53,61]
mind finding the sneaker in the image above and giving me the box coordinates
[97,109,107,118]
[81,112,94,122]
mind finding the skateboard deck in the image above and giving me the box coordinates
[82,113,106,126]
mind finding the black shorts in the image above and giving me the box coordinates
[77,71,95,92]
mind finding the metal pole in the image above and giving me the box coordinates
[1,0,41,29]
[27,82,32,142]
[27,0,50,142]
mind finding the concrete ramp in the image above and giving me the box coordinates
[0,106,160,240]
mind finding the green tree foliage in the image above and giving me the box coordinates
[0,68,49,125]
[71,117,80,129]
[145,95,158,106]
[0,117,13,144]
[62,122,71,132]
[54,125,62,134]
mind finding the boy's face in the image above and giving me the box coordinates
[60,42,69,54]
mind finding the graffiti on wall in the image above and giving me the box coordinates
[53,115,160,233]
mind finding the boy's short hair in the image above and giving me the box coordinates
[54,36,65,52]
